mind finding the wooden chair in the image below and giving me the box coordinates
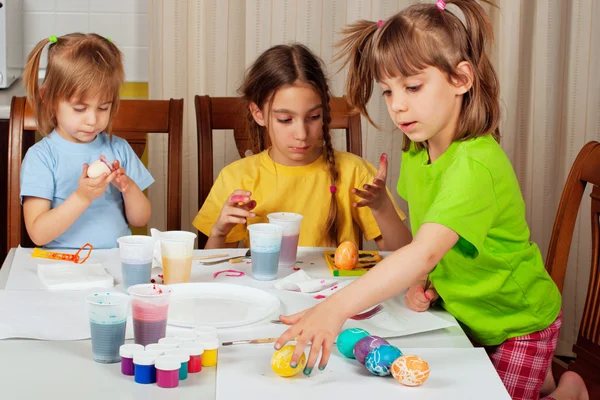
[195,95,362,248]
[545,141,600,398]
[6,96,184,251]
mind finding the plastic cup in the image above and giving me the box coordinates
[117,235,155,288]
[247,223,283,281]
[128,284,171,346]
[159,231,197,284]
[267,213,303,267]
[86,292,130,363]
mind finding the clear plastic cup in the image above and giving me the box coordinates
[86,292,130,363]
[128,284,171,346]
[267,213,303,267]
[247,223,283,281]
[159,231,197,284]
[117,235,155,288]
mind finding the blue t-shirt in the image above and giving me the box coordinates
[20,131,155,249]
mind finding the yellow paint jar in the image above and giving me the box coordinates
[200,338,219,367]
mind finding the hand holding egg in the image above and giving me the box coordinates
[77,161,116,203]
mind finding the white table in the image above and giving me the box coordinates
[0,248,472,399]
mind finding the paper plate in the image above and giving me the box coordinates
[167,283,281,329]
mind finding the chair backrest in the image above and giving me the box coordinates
[6,96,184,251]
[195,95,362,248]
[546,140,600,395]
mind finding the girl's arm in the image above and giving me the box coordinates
[121,182,151,227]
[276,222,459,370]
[205,236,241,249]
[371,197,412,250]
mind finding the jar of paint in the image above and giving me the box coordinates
[197,338,219,367]
[175,330,197,343]
[195,326,218,342]
[119,344,144,376]
[164,349,191,380]
[180,342,204,373]
[144,343,170,353]
[158,337,182,348]
[155,356,181,389]
[133,350,162,384]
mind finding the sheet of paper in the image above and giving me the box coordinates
[216,346,510,400]
[0,290,134,340]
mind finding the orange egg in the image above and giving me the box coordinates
[334,241,358,270]
[391,355,430,386]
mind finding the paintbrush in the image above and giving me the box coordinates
[222,338,279,346]
[193,254,229,260]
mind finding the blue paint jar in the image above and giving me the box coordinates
[165,349,190,380]
[133,350,162,384]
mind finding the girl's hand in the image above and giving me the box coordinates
[274,302,347,375]
[404,279,439,312]
[107,157,132,193]
[352,153,391,211]
[211,190,257,238]
[75,163,117,203]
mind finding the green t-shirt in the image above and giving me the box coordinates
[398,135,561,346]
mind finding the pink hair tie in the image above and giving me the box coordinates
[436,0,446,10]
[377,19,384,28]
[330,185,337,194]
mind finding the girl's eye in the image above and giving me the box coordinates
[382,90,392,97]
[99,107,109,111]
[277,118,292,124]
[309,114,322,121]
[407,85,421,92]
[73,108,85,112]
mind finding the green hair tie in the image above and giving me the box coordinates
[49,35,58,43]
[106,37,112,43]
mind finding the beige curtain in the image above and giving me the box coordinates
[148,0,600,356]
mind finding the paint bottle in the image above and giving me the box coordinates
[198,338,219,367]
[195,326,218,342]
[133,350,162,384]
[155,356,181,389]
[158,337,182,348]
[164,348,191,380]
[144,343,170,353]
[180,342,204,373]
[175,330,197,343]
[119,344,144,376]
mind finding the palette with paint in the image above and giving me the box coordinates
[323,250,382,276]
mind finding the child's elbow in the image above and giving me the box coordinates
[27,230,49,247]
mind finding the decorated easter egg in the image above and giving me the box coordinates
[271,344,306,377]
[334,241,358,270]
[353,335,390,365]
[364,344,403,376]
[336,328,370,358]
[391,355,430,386]
[87,158,113,178]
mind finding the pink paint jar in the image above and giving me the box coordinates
[180,342,204,373]
[119,344,144,376]
[155,355,181,388]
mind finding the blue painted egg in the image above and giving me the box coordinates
[353,335,390,365]
[336,328,370,359]
[365,344,403,376]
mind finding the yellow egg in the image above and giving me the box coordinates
[271,344,307,377]
[391,355,430,386]
[334,241,358,270]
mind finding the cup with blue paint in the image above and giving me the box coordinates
[247,223,283,281]
[86,292,130,363]
[117,235,155,289]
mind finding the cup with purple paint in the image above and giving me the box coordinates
[247,223,283,281]
[128,284,171,346]
[117,235,155,289]
[86,292,130,363]
[267,212,303,267]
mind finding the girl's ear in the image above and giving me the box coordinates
[453,61,474,95]
[249,102,266,127]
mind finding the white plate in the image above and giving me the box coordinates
[167,283,281,329]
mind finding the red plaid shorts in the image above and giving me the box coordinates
[484,310,562,400]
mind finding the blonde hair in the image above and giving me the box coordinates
[23,33,124,135]
[336,0,500,151]
[239,44,340,246]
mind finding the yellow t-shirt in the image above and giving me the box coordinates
[193,150,406,246]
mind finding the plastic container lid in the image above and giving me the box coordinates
[195,326,217,337]
[164,349,191,363]
[175,330,197,342]
[145,343,171,353]
[155,355,181,371]
[133,350,163,366]
[158,337,183,347]
[120,344,144,358]
[180,342,205,356]
[198,338,219,350]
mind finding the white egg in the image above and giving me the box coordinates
[87,159,113,178]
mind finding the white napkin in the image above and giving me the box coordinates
[274,270,338,293]
[37,263,114,291]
